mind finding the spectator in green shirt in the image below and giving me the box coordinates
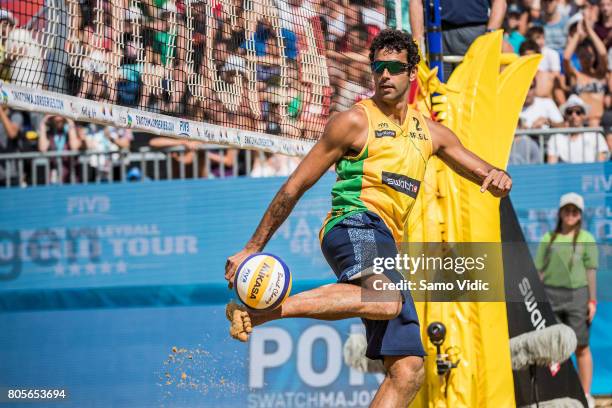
[535,192,598,407]
[153,4,177,67]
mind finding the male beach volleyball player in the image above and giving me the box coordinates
[225,29,511,406]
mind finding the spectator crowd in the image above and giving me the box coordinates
[0,0,388,140]
[500,0,612,164]
[1,0,612,186]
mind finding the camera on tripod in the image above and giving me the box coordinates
[427,322,460,376]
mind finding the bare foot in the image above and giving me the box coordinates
[225,302,253,342]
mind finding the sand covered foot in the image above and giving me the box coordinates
[225,302,252,342]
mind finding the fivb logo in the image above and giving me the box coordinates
[382,171,420,198]
[67,195,110,214]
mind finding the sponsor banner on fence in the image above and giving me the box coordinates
[0,82,315,156]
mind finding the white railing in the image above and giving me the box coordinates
[0,145,258,187]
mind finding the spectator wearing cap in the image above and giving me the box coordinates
[535,192,598,408]
[547,94,609,163]
[525,26,562,98]
[410,0,508,78]
[504,3,528,53]
[563,11,608,127]
[540,0,570,54]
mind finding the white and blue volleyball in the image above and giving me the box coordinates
[234,253,292,311]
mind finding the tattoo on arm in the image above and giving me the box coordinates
[246,184,300,251]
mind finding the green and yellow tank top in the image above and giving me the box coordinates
[320,98,433,243]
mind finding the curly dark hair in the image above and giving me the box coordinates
[368,29,420,69]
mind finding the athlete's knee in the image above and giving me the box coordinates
[386,356,425,391]
[363,275,402,319]
[379,296,402,320]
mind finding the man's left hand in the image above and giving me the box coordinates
[476,168,512,197]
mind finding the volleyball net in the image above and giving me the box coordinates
[0,0,392,154]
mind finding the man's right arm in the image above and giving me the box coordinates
[224,108,367,284]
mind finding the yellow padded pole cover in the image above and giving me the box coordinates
[407,31,541,407]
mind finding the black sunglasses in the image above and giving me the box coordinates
[566,108,585,116]
[370,60,410,75]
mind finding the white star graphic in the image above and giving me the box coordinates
[100,262,112,274]
[54,264,65,276]
[116,261,127,274]
[85,263,97,275]
[69,264,80,276]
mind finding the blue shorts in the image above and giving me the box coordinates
[321,211,426,360]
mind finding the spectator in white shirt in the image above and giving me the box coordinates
[547,95,609,163]
[520,79,564,129]
[5,27,44,89]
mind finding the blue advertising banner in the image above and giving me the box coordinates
[0,176,337,309]
[509,162,612,244]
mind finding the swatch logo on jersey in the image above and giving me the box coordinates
[381,171,420,198]
[375,129,397,138]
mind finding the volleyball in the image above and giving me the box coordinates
[234,253,292,311]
